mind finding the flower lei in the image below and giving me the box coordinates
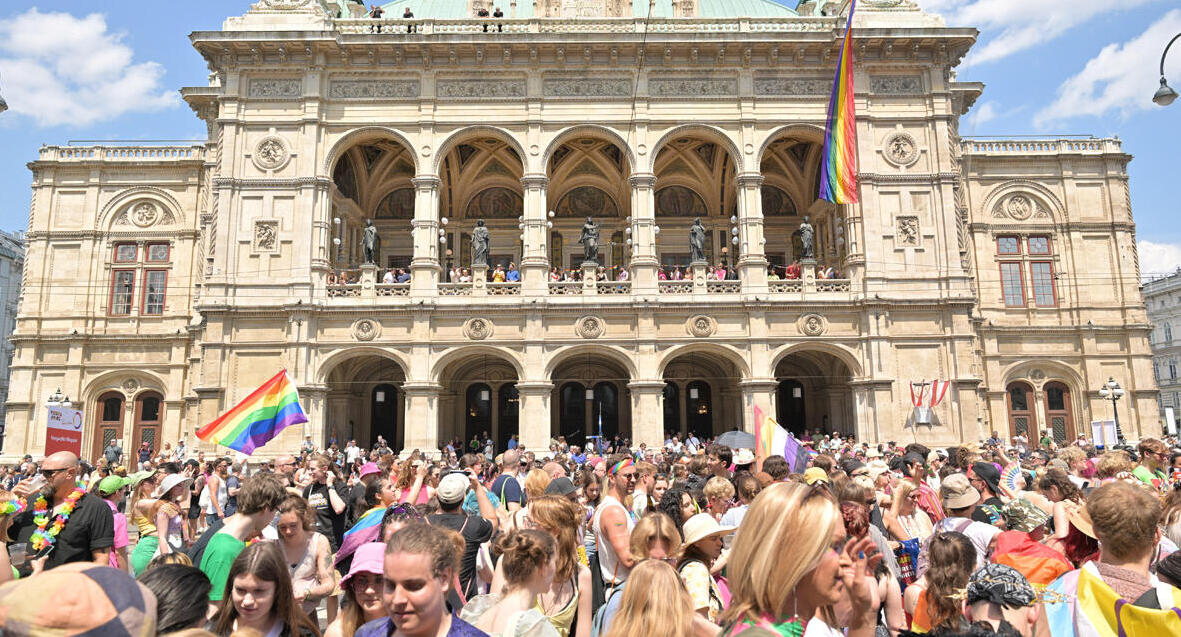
[0,498,25,517]
[30,486,85,551]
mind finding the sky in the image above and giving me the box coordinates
[0,1,1178,275]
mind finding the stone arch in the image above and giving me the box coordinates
[96,187,186,231]
[541,125,636,175]
[756,123,827,164]
[82,369,167,404]
[648,124,745,174]
[1000,360,1085,393]
[430,346,525,384]
[323,126,420,175]
[317,346,412,385]
[543,344,638,381]
[656,343,750,380]
[980,180,1066,225]
[770,342,864,379]
[432,126,530,175]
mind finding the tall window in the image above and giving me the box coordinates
[1171,362,1177,380]
[1000,263,1025,307]
[1030,262,1056,306]
[108,240,171,316]
[997,234,1057,308]
[143,271,167,315]
[110,271,135,316]
[1167,324,1174,342]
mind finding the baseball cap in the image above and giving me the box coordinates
[803,467,829,485]
[941,473,980,510]
[97,475,132,495]
[544,476,577,497]
[437,473,469,504]
[1002,498,1050,533]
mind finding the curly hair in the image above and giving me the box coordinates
[494,529,557,589]
[1037,469,1082,503]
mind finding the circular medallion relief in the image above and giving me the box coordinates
[797,313,827,337]
[576,316,605,339]
[131,201,160,227]
[253,136,290,171]
[352,318,381,341]
[686,315,717,338]
[464,318,494,341]
[1030,369,1046,381]
[1005,194,1034,221]
[122,379,139,394]
[883,132,919,167]
[262,0,313,9]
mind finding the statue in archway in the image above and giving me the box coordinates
[578,216,600,264]
[471,220,490,268]
[689,217,706,263]
[363,219,378,264]
[798,215,814,260]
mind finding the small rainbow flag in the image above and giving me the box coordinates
[818,0,860,205]
[197,370,308,455]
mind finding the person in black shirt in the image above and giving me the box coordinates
[5,452,114,580]
[427,471,498,601]
[968,461,1006,527]
[492,6,503,32]
[302,453,349,551]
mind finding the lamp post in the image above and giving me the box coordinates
[1153,32,1180,106]
[332,216,343,266]
[1097,377,1126,444]
[46,388,71,409]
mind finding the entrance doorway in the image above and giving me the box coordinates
[325,353,408,449]
[371,384,399,446]
[776,380,807,435]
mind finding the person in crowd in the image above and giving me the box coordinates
[137,563,213,634]
[205,457,230,526]
[492,450,526,513]
[719,482,881,637]
[593,456,639,588]
[302,453,349,551]
[200,472,287,603]
[602,559,705,637]
[354,523,488,637]
[595,511,683,635]
[720,473,760,528]
[277,495,336,622]
[962,564,1040,637]
[676,512,733,624]
[902,451,945,522]
[95,473,135,572]
[1133,438,1170,491]
[326,542,388,637]
[657,485,698,537]
[904,531,975,633]
[930,473,1001,569]
[508,469,552,531]
[460,529,560,636]
[210,541,321,637]
[392,459,431,506]
[428,471,498,602]
[967,461,1006,527]
[0,562,159,635]
[129,470,163,574]
[1037,468,1098,566]
[629,462,656,519]
[1056,446,1091,490]
[883,479,934,544]
[524,495,593,637]
[703,476,735,522]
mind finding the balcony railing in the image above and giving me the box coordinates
[597,281,632,295]
[659,281,693,294]
[438,283,473,296]
[38,144,207,163]
[327,284,361,298]
[486,282,521,296]
[707,280,742,294]
[961,137,1121,156]
[769,280,803,294]
[335,16,839,36]
[376,283,410,297]
[548,281,583,296]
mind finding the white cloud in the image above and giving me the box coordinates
[1139,240,1181,280]
[1033,10,1181,128]
[0,9,177,127]
[964,101,997,130]
[913,0,1157,66]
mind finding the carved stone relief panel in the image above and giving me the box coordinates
[463,317,494,340]
[896,216,919,247]
[329,80,420,99]
[576,315,605,339]
[797,313,827,336]
[686,315,717,338]
[352,318,381,341]
[253,220,279,253]
[542,77,632,98]
[252,136,291,171]
[649,77,737,97]
[131,201,160,228]
[752,76,830,96]
[436,79,526,99]
[991,193,1050,221]
[247,79,301,98]
[869,75,923,95]
[883,132,919,167]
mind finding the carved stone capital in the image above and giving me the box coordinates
[735,172,765,188]
[520,174,549,189]
[412,176,441,190]
[628,173,657,189]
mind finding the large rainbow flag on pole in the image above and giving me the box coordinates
[197,370,308,455]
[818,0,860,204]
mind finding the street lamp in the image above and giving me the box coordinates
[46,388,71,409]
[1097,377,1126,444]
[1153,32,1180,106]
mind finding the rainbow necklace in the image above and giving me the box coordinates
[30,486,85,551]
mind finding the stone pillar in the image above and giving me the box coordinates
[411,176,442,295]
[739,379,779,434]
[472,264,488,294]
[516,381,553,455]
[629,380,666,450]
[691,261,708,295]
[628,173,659,294]
[735,173,768,293]
[582,263,598,294]
[801,258,817,293]
[401,382,442,458]
[520,174,550,295]
[359,263,377,298]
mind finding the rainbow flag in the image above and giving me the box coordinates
[818,0,860,204]
[754,406,809,472]
[196,370,307,454]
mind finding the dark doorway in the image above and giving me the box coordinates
[498,383,519,451]
[371,384,399,448]
[777,380,807,435]
[686,381,713,437]
[559,383,587,445]
[594,382,620,444]
[466,384,492,446]
[663,382,680,438]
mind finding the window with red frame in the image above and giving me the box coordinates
[997,236,1021,255]
[146,243,170,262]
[142,270,167,315]
[1030,262,1056,306]
[1000,262,1025,307]
[110,270,135,315]
[1028,236,1050,255]
[114,244,137,263]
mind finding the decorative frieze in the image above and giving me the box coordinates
[247,78,301,98]
[753,76,830,96]
[649,77,737,97]
[542,78,632,98]
[329,80,420,99]
[869,75,923,94]
[436,79,526,99]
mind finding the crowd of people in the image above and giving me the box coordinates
[767,262,843,280]
[2,429,1181,636]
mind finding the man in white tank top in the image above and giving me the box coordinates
[593,455,638,585]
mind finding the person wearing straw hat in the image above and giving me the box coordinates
[676,512,735,623]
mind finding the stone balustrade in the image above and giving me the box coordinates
[961,137,1122,156]
[38,145,207,162]
[335,16,838,36]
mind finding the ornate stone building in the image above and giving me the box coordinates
[1143,271,1181,433]
[1,0,1158,459]
[0,230,24,441]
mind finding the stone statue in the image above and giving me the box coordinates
[363,219,378,264]
[689,217,706,264]
[578,216,600,264]
[471,220,490,268]
[798,215,814,260]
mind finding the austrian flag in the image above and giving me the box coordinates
[911,380,951,408]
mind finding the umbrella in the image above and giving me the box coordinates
[715,430,755,450]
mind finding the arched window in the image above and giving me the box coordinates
[95,392,124,461]
[132,391,162,457]
[1167,323,1173,342]
[1006,382,1035,440]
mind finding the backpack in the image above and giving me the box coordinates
[590,581,625,637]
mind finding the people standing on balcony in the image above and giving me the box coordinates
[477,6,490,31]
[396,268,411,283]
[368,4,384,32]
[382,269,395,284]
[403,7,416,33]
[671,266,683,281]
[492,265,507,282]
[492,6,504,31]
[506,263,520,282]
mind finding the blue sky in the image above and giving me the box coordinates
[0,1,1179,274]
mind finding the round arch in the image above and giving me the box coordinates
[755,124,826,165]
[541,125,636,175]
[769,342,863,379]
[95,187,186,232]
[324,126,420,175]
[431,126,530,175]
[999,360,1085,393]
[430,346,525,384]
[543,345,639,383]
[316,346,412,385]
[980,180,1067,226]
[81,370,167,405]
[648,124,745,174]
[656,343,750,380]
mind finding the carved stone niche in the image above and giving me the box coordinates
[797,313,827,336]
[883,132,919,167]
[253,220,279,253]
[686,315,717,338]
[464,317,494,341]
[352,318,381,342]
[576,315,605,339]
[896,216,920,247]
[252,136,291,171]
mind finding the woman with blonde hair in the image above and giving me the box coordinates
[527,496,593,637]
[508,469,553,531]
[719,482,881,637]
[459,529,561,637]
[881,479,933,543]
[602,560,702,637]
[596,512,686,636]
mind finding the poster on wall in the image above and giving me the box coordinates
[1167,408,1177,437]
[45,406,83,456]
[1090,420,1117,449]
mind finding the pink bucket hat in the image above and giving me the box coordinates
[340,542,385,588]
[359,462,381,479]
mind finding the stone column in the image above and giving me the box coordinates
[410,176,442,295]
[401,382,442,458]
[516,381,553,454]
[520,174,550,295]
[629,380,666,450]
[738,379,779,434]
[735,173,768,293]
[628,173,659,294]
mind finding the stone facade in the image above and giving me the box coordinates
[0,1,1158,460]
[1144,271,1181,435]
[0,230,23,443]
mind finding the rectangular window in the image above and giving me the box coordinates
[997,236,1021,255]
[110,270,135,316]
[1171,363,1177,380]
[114,244,137,263]
[1000,262,1025,307]
[142,270,167,316]
[1027,236,1051,255]
[146,243,169,262]
[1030,262,1057,306]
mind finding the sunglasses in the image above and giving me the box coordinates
[40,468,66,479]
